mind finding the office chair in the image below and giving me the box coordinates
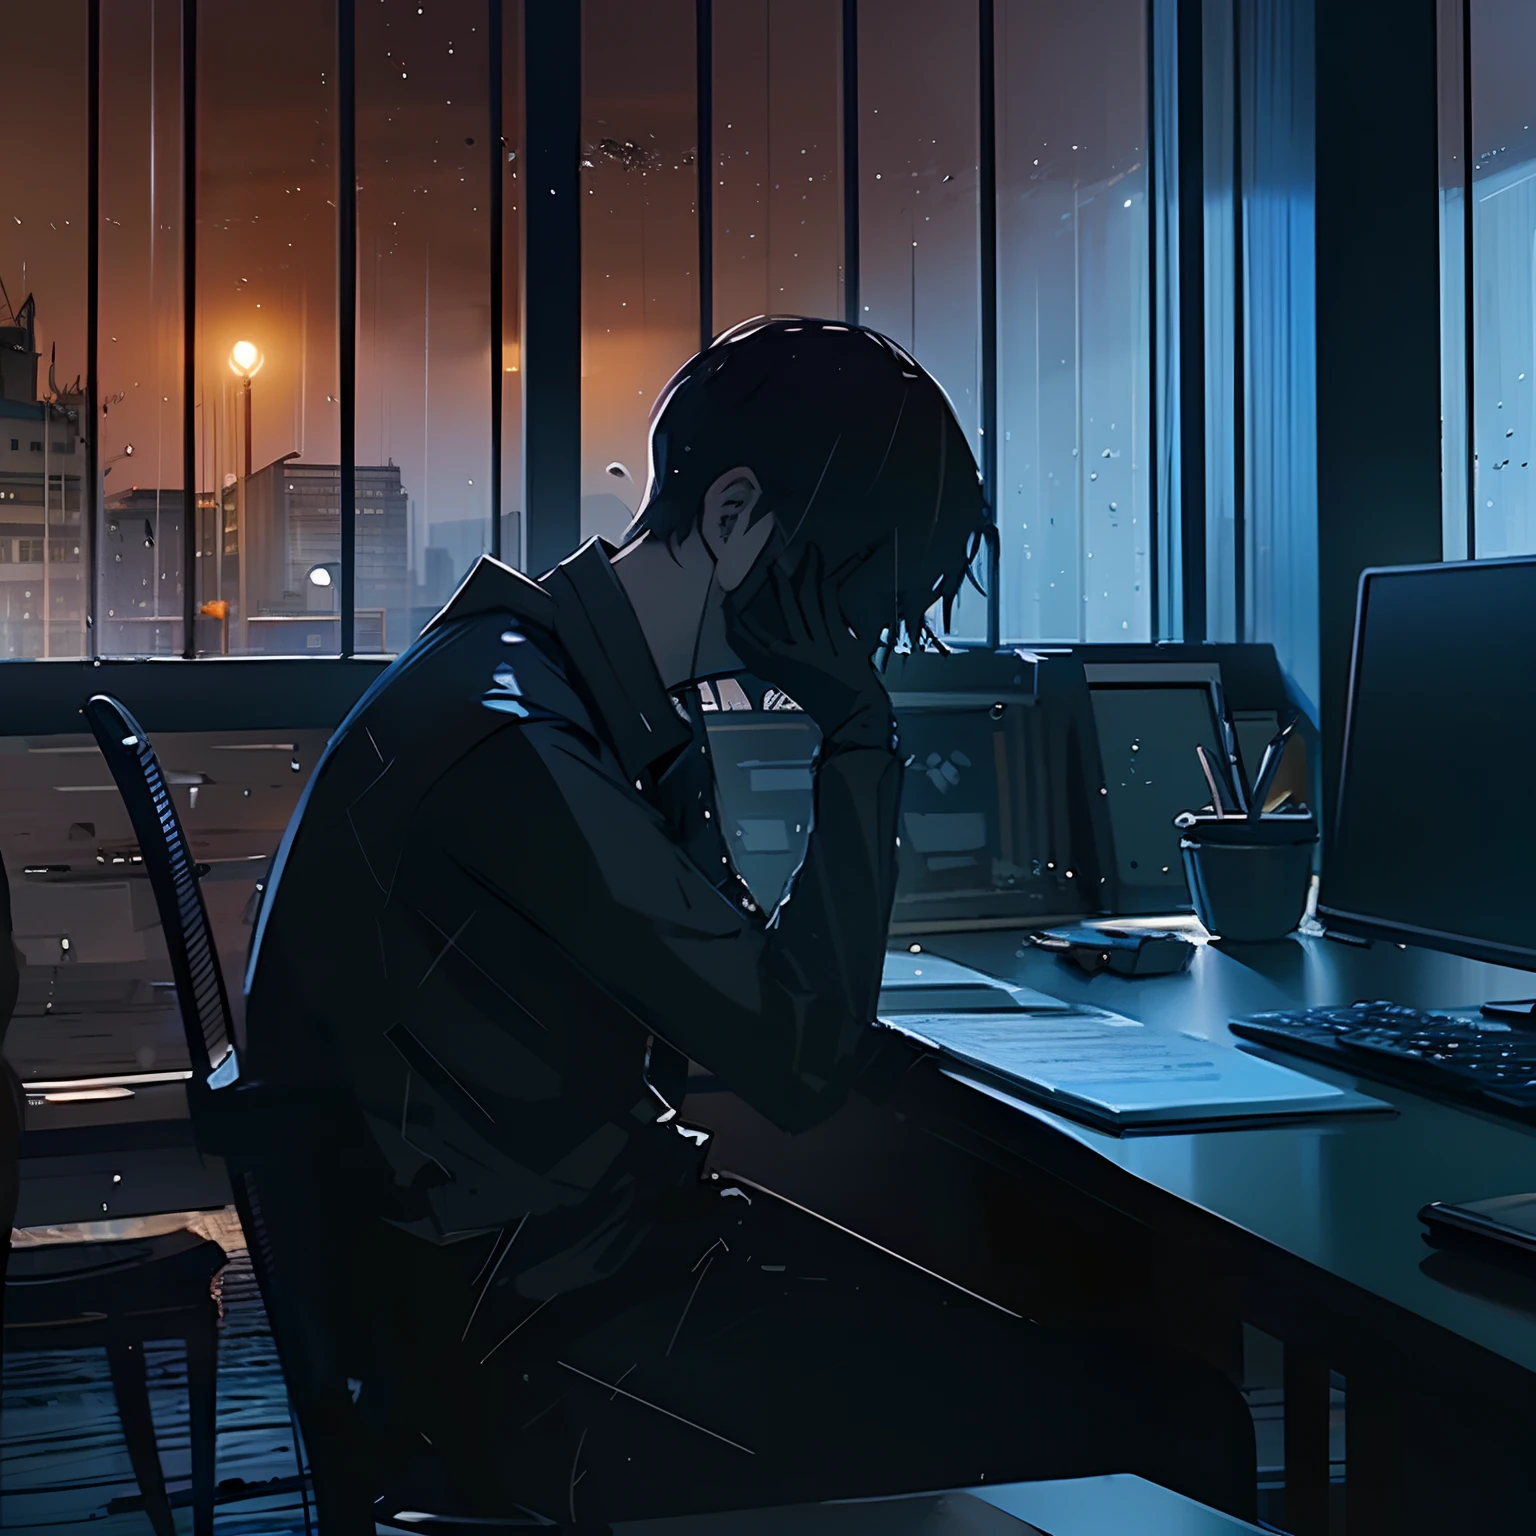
[85,695,382,1531]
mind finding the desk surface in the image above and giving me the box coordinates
[913,929,1536,1383]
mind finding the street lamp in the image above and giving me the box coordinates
[227,341,264,652]
[307,561,340,613]
[228,341,264,479]
[229,339,263,378]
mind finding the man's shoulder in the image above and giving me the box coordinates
[334,560,587,753]
[420,554,555,638]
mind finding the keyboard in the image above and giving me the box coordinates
[1229,1002,1536,1126]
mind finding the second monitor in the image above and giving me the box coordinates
[706,651,1104,932]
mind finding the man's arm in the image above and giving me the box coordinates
[753,731,900,1090]
[722,545,905,1086]
[431,642,901,1131]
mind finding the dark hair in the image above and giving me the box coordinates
[626,316,987,641]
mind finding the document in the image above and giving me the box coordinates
[879,956,1392,1132]
[879,952,1076,1015]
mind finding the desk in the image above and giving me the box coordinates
[614,1474,1265,1534]
[701,933,1536,1536]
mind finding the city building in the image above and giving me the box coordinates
[99,486,202,656]
[228,457,408,654]
[101,460,417,656]
[0,294,87,658]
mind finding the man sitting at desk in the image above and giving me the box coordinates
[246,317,1255,1530]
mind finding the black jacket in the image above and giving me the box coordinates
[245,541,900,1299]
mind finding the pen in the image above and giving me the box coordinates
[1196,744,1228,818]
[1249,715,1298,819]
[1217,714,1249,816]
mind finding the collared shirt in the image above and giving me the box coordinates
[246,540,900,1299]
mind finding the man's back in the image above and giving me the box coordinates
[246,545,892,1300]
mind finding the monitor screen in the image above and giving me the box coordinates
[889,698,1092,928]
[1318,558,1536,968]
[705,711,820,912]
[705,680,1094,930]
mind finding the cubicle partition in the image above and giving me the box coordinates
[0,661,383,1166]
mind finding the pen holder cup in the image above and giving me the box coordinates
[1178,813,1319,943]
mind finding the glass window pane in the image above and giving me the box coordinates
[996,0,1150,642]
[858,0,985,639]
[1469,0,1536,558]
[0,11,88,660]
[582,0,698,549]
[502,8,525,571]
[196,0,338,656]
[712,0,845,332]
[1203,0,1238,640]
[100,0,187,658]
[1243,0,1318,711]
[1437,0,1469,561]
[358,0,497,651]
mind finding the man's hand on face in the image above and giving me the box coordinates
[724,545,894,747]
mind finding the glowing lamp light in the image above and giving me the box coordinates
[307,564,334,588]
[229,339,265,379]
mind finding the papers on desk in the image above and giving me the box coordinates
[879,953,1393,1134]
[880,952,1075,1014]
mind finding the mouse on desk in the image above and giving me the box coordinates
[1030,925,1196,978]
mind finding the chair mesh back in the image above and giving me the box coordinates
[84,695,234,1080]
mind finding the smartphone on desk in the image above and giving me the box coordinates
[1420,1192,1536,1262]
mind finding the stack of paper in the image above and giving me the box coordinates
[879,952,1392,1133]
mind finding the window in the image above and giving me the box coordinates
[0,4,90,660]
[580,0,698,548]
[862,0,985,639]
[997,0,1150,642]
[3,1,1178,661]
[98,0,184,659]
[1441,0,1536,558]
[711,0,844,330]
[356,0,512,655]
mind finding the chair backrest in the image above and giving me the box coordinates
[84,695,238,1088]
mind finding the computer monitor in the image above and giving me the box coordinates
[705,653,1102,931]
[1317,557,1536,969]
[705,708,820,913]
